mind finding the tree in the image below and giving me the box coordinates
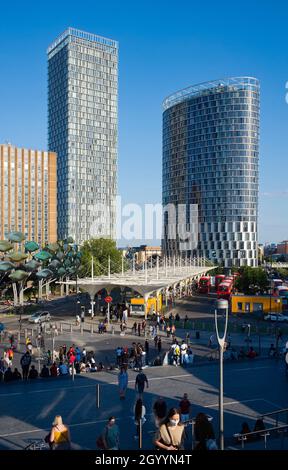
[235,267,269,295]
[80,238,125,277]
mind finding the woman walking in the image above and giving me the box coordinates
[134,398,146,440]
[154,408,186,450]
[49,415,71,450]
[118,367,128,399]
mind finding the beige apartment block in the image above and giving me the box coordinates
[0,144,57,245]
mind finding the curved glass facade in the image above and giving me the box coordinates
[162,77,259,268]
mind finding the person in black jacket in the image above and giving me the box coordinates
[194,413,216,450]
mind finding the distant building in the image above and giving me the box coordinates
[135,245,162,264]
[277,241,288,255]
[264,243,277,257]
[0,144,57,244]
[121,245,162,264]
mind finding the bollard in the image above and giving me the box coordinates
[139,417,142,449]
[80,325,83,335]
[70,324,73,333]
[90,324,94,334]
[112,325,115,335]
[60,323,63,333]
[96,384,100,408]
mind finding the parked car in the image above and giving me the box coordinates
[264,313,288,322]
[28,311,51,324]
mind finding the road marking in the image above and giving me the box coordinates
[230,366,271,372]
[205,398,262,408]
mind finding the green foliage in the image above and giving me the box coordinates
[80,238,124,277]
[235,266,269,295]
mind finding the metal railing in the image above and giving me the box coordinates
[234,424,288,449]
[259,408,288,428]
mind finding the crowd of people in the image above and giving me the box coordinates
[95,388,217,451]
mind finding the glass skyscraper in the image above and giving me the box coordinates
[48,27,118,244]
[162,77,259,268]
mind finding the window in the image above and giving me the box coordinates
[237,302,243,311]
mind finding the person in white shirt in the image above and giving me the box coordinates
[180,341,188,365]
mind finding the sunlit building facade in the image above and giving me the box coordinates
[0,144,57,244]
[48,27,118,243]
[162,77,260,267]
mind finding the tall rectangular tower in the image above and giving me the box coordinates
[47,27,118,244]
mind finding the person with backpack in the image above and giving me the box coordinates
[20,351,32,380]
[173,343,181,366]
[135,369,149,399]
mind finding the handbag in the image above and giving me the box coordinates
[206,438,218,450]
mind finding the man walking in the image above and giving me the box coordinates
[135,369,149,399]
[20,351,32,380]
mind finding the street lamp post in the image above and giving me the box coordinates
[214,298,229,451]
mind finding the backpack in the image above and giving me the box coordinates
[174,346,180,356]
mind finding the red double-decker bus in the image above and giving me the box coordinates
[198,276,211,294]
[215,274,225,290]
[217,278,234,300]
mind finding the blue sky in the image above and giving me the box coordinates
[0,0,287,245]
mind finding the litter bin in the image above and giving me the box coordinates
[196,331,200,339]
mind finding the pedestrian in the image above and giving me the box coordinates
[82,347,87,363]
[118,367,128,400]
[40,365,50,378]
[135,369,149,398]
[132,322,137,335]
[99,416,120,450]
[138,323,141,337]
[28,365,38,379]
[180,340,188,365]
[179,393,191,423]
[144,339,149,354]
[20,351,32,380]
[171,342,180,366]
[166,325,171,337]
[50,362,58,377]
[194,413,217,450]
[134,399,146,439]
[154,408,185,450]
[157,337,162,354]
[154,335,158,348]
[49,415,71,450]
[12,368,22,381]
[153,396,167,428]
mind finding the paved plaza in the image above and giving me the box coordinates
[0,357,287,450]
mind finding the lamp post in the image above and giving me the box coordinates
[214,298,229,450]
